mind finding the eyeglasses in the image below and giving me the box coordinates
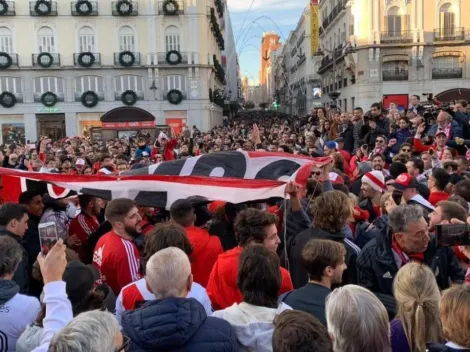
[375,140,384,144]
[401,148,411,152]
[311,171,321,176]
[116,335,130,352]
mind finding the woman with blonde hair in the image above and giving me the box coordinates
[390,262,443,352]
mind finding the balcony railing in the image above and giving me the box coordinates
[71,0,98,15]
[382,70,409,81]
[73,53,101,67]
[434,27,465,42]
[32,53,60,67]
[163,91,187,101]
[111,1,138,16]
[30,1,58,16]
[114,90,144,100]
[380,31,413,44]
[158,0,184,15]
[0,1,16,15]
[34,92,65,102]
[75,91,105,101]
[155,52,189,65]
[113,52,141,66]
[0,53,18,68]
[432,67,463,79]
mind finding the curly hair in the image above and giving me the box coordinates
[234,208,278,246]
[311,191,353,232]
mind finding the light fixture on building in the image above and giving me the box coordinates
[149,80,157,91]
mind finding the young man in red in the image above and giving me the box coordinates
[170,199,223,287]
[93,198,142,294]
[206,208,293,310]
[428,168,451,206]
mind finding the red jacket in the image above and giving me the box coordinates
[206,246,293,310]
[163,139,177,161]
[185,226,223,287]
[68,212,100,260]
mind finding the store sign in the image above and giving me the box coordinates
[102,121,155,128]
[310,0,319,55]
[37,107,61,113]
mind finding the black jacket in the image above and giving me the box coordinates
[287,227,360,289]
[427,343,470,352]
[339,122,355,154]
[0,228,29,294]
[356,230,464,318]
[359,198,379,223]
[208,220,237,252]
[22,214,43,297]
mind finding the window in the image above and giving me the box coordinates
[165,26,180,52]
[38,27,56,53]
[439,3,455,36]
[119,26,135,52]
[162,75,187,92]
[75,76,105,100]
[114,75,144,99]
[385,7,401,35]
[0,27,13,54]
[432,56,462,79]
[78,26,96,52]
[33,76,64,101]
[0,77,21,93]
[382,61,409,81]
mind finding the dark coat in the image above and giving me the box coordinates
[356,230,464,318]
[208,220,238,252]
[355,215,388,249]
[427,120,463,140]
[359,198,379,223]
[0,228,29,294]
[426,343,470,352]
[339,122,355,153]
[22,214,43,297]
[121,297,238,352]
[286,227,360,289]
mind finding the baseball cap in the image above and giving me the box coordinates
[62,261,98,305]
[329,172,345,185]
[75,159,86,166]
[435,129,447,137]
[325,141,337,150]
[392,173,420,191]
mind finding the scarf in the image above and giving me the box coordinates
[391,236,425,267]
[444,123,452,139]
[0,279,20,305]
[466,268,470,284]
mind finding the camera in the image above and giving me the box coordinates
[436,223,470,247]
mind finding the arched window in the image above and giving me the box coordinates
[385,6,401,36]
[38,27,56,53]
[0,77,22,94]
[119,26,135,52]
[439,3,455,36]
[33,76,64,101]
[165,26,180,52]
[78,26,96,52]
[0,27,13,54]
[75,76,105,101]
[114,75,144,100]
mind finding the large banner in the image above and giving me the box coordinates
[310,0,319,55]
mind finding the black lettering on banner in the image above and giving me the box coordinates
[152,159,185,176]
[190,152,246,178]
[254,160,301,180]
[78,188,113,200]
[0,330,8,352]
[134,191,168,208]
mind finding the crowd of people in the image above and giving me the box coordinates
[1,96,470,351]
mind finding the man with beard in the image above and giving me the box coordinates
[93,198,142,294]
[359,171,385,222]
[371,154,389,176]
[280,239,347,325]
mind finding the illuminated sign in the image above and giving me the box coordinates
[37,107,61,113]
[310,0,319,55]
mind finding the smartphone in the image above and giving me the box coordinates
[392,190,403,205]
[38,222,59,256]
[436,223,470,247]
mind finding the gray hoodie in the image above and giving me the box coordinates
[212,302,292,352]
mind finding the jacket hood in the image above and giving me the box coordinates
[212,302,291,352]
[121,297,208,350]
[0,279,19,305]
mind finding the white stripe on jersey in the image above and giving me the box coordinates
[121,239,140,281]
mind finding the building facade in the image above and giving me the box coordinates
[317,0,470,111]
[0,0,234,143]
[259,32,280,105]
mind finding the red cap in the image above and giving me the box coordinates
[392,173,419,190]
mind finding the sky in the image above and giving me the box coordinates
[227,0,307,84]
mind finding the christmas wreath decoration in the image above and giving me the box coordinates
[37,52,54,68]
[0,52,12,69]
[34,0,52,15]
[81,91,99,108]
[41,91,57,107]
[75,0,93,15]
[116,0,133,16]
[118,51,135,67]
[167,89,183,105]
[0,92,16,108]
[0,0,9,15]
[165,50,182,65]
[162,0,179,15]
[121,90,138,106]
[77,52,95,67]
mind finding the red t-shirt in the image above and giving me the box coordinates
[93,230,142,294]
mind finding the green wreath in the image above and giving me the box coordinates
[0,0,9,15]
[0,91,16,108]
[37,52,54,68]
[118,51,135,67]
[77,52,95,67]
[162,0,179,15]
[81,91,99,108]
[0,52,12,69]
[75,0,93,15]
[34,0,52,15]
[41,91,57,107]
[167,89,183,105]
[165,50,182,65]
[116,0,133,15]
[121,90,138,106]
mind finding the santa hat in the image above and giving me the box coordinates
[158,131,169,143]
[361,171,385,193]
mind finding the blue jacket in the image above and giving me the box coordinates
[134,145,151,158]
[427,120,462,140]
[390,128,413,154]
[121,297,238,352]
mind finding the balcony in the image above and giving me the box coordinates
[113,52,141,66]
[154,52,189,65]
[382,70,409,81]
[34,92,65,103]
[0,53,18,68]
[32,53,60,68]
[114,90,144,101]
[432,67,463,79]
[30,1,58,16]
[73,53,101,67]
[158,0,183,15]
[71,1,98,16]
[75,91,105,102]
[0,1,16,15]
[111,1,138,16]
[162,91,187,101]
[434,27,465,42]
[380,31,413,44]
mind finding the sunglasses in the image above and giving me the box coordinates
[375,140,384,144]
[311,171,321,176]
[401,148,411,152]
[116,335,130,352]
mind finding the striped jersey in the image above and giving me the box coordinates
[93,230,142,294]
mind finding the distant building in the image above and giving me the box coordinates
[259,32,280,104]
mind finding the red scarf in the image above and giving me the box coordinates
[391,236,425,267]
[444,123,452,139]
